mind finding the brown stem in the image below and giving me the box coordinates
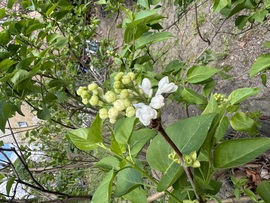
[150,118,203,203]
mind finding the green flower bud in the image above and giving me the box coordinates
[88,83,98,91]
[127,72,136,81]
[76,86,87,96]
[123,99,131,107]
[92,87,103,96]
[126,106,135,117]
[183,200,194,203]
[183,151,200,168]
[113,99,126,111]
[109,117,117,124]
[89,95,99,106]
[122,75,131,85]
[114,72,124,81]
[113,81,122,89]
[108,107,119,118]
[81,90,89,98]
[114,88,121,94]
[99,108,108,120]
[82,98,89,105]
[104,91,116,103]
[119,89,129,99]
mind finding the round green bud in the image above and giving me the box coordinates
[109,117,117,124]
[113,81,122,89]
[76,86,86,96]
[122,75,131,85]
[99,108,108,120]
[114,72,124,81]
[82,98,89,105]
[126,106,135,117]
[81,90,90,99]
[113,99,126,111]
[88,83,98,91]
[108,107,119,118]
[92,87,103,96]
[114,88,121,94]
[123,99,131,107]
[119,89,129,99]
[127,72,136,81]
[89,95,99,106]
[104,91,116,103]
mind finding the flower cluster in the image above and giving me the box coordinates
[134,76,178,125]
[168,151,200,168]
[213,93,228,106]
[77,72,178,125]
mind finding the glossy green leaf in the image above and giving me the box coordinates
[235,15,249,29]
[157,162,184,192]
[230,112,255,133]
[181,88,207,105]
[6,176,16,195]
[0,8,6,19]
[147,114,215,172]
[213,138,270,168]
[25,22,44,36]
[94,156,120,172]
[16,57,37,69]
[129,128,156,157]
[114,168,143,196]
[214,116,229,141]
[10,70,32,86]
[114,117,137,144]
[251,9,269,23]
[53,37,68,49]
[202,80,216,97]
[37,104,51,120]
[0,59,17,71]
[7,0,18,9]
[228,87,259,105]
[135,32,173,49]
[0,101,16,132]
[46,3,59,16]
[261,74,267,87]
[187,66,219,83]
[68,115,103,150]
[92,170,115,203]
[0,30,11,45]
[124,187,147,203]
[137,0,150,8]
[256,181,270,203]
[213,0,230,13]
[250,54,270,77]
[46,33,60,43]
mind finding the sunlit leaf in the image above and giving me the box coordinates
[213,138,270,168]
[250,54,270,77]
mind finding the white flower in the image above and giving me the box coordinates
[139,78,153,97]
[150,95,165,109]
[156,76,178,96]
[134,103,157,126]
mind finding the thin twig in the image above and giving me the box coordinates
[150,118,203,203]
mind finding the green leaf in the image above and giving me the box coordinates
[250,54,270,77]
[68,115,103,150]
[135,32,173,49]
[16,57,37,69]
[7,0,18,9]
[114,168,143,196]
[37,104,51,120]
[230,112,256,133]
[213,138,270,168]
[6,176,16,195]
[251,9,269,23]
[228,87,259,105]
[0,8,6,19]
[261,74,267,87]
[124,187,147,203]
[46,33,60,43]
[0,59,17,71]
[213,0,231,13]
[114,117,137,144]
[235,15,249,29]
[202,80,216,97]
[53,37,68,49]
[214,116,229,141]
[0,30,11,45]
[0,101,16,132]
[129,128,156,157]
[10,69,32,86]
[137,0,150,8]
[256,181,270,203]
[181,88,207,105]
[92,170,115,203]
[46,3,59,16]
[94,156,120,172]
[187,66,219,83]
[146,114,215,172]
[25,22,45,36]
[157,162,184,192]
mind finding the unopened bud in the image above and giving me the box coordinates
[114,72,124,81]
[108,107,119,118]
[89,95,99,106]
[104,91,116,103]
[127,72,136,81]
[126,106,135,117]
[119,89,129,99]
[88,83,98,91]
[113,100,126,111]
[99,108,108,119]
[113,81,122,89]
[122,75,131,85]
[82,98,89,105]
